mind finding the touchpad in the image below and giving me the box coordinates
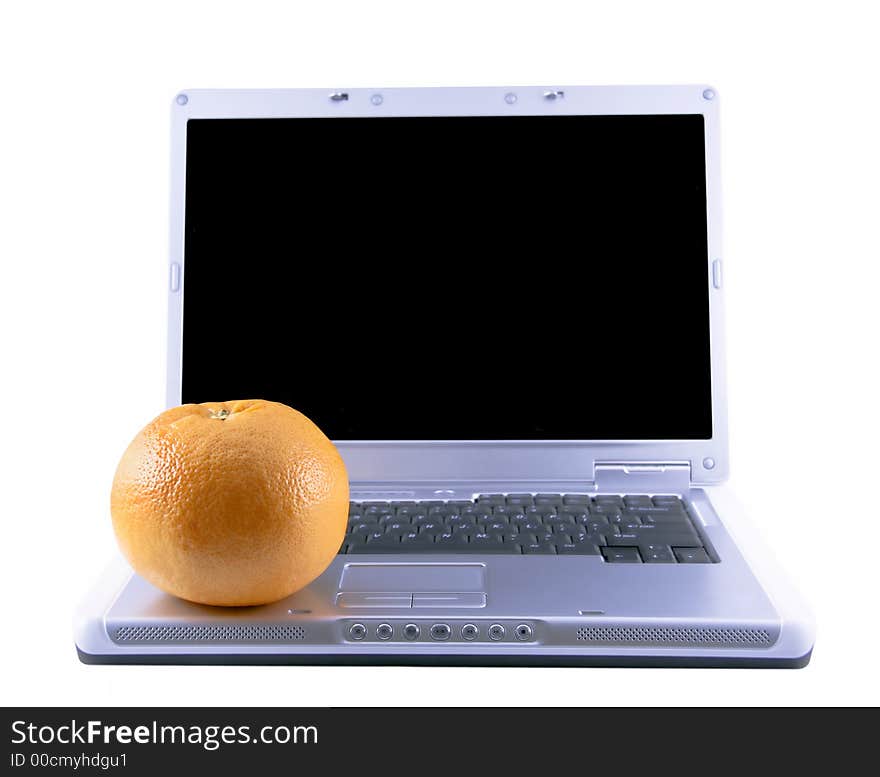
[339,563,486,593]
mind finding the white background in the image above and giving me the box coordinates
[1,1,878,706]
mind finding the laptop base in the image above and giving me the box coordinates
[76,646,812,668]
[75,488,814,669]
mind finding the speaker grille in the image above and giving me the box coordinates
[113,624,306,644]
[576,625,772,648]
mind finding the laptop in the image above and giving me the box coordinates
[75,85,814,667]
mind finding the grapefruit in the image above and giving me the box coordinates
[110,400,348,606]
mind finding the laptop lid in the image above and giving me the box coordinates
[167,85,726,487]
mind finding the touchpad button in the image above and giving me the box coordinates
[339,563,486,593]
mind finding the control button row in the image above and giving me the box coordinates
[346,622,535,641]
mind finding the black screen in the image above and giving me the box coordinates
[182,115,712,439]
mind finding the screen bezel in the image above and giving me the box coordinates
[166,85,728,485]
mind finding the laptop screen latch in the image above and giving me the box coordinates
[593,462,691,495]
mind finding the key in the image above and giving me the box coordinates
[563,495,591,505]
[523,520,545,532]
[348,522,374,535]
[635,522,698,537]
[591,505,622,517]
[435,532,469,546]
[633,519,694,532]
[486,530,520,543]
[602,546,642,563]
[522,542,557,554]
[625,505,686,516]
[401,532,434,545]
[673,547,711,563]
[642,532,702,547]
[595,495,624,506]
[425,546,522,554]
[364,505,396,516]
[652,495,684,506]
[348,504,363,516]
[422,536,517,553]
[367,532,401,546]
[643,548,675,563]
[535,494,564,505]
[557,541,601,555]
[639,524,698,539]
[381,520,410,531]
[428,505,461,516]
[476,494,507,504]
[552,523,575,535]
[605,533,641,546]
[348,544,410,554]
[623,495,653,507]
[557,510,588,521]
[526,505,557,517]
[625,522,661,534]
[485,518,510,530]
[506,496,535,506]
[461,506,493,518]
[380,515,411,527]
[471,533,503,545]
[639,519,694,533]
[347,531,369,546]
[640,520,696,534]
[418,523,445,536]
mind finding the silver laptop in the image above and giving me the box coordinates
[75,85,814,667]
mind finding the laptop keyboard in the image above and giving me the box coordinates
[341,494,714,563]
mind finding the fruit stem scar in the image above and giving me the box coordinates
[210,409,230,420]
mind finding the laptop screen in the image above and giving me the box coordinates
[181,114,712,440]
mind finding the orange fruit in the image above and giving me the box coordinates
[110,400,348,606]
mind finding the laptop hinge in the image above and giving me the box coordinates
[593,462,692,495]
